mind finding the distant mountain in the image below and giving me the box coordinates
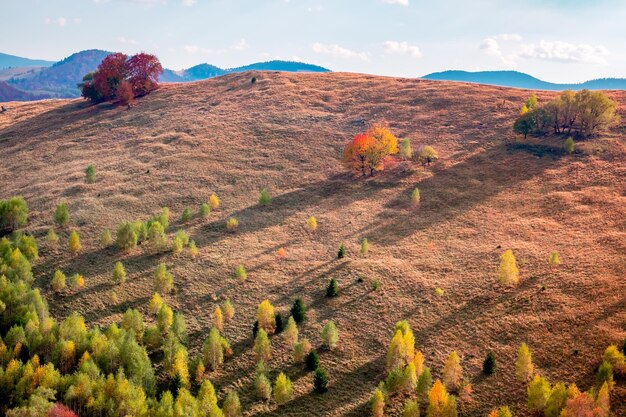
[0,81,39,101]
[160,60,329,83]
[7,49,111,98]
[0,52,54,70]
[422,70,626,91]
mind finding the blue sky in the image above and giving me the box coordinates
[2,0,625,82]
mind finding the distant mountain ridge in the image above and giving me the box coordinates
[0,52,55,70]
[422,70,626,91]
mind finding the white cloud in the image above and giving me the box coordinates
[44,17,69,26]
[519,40,609,65]
[231,39,249,51]
[117,36,138,45]
[480,37,517,67]
[494,33,523,41]
[312,43,369,61]
[182,0,197,5]
[382,41,422,58]
[381,0,409,5]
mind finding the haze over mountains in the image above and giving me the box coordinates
[1,50,625,102]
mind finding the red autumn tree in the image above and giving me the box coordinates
[81,52,162,104]
[342,123,398,176]
[343,133,374,176]
[92,53,128,101]
[126,53,163,97]
[48,403,79,417]
[116,80,134,106]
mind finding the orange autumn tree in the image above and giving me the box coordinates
[342,123,398,176]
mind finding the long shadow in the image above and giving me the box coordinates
[357,142,562,246]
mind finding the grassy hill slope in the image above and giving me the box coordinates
[0,72,624,416]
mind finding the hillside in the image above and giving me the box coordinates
[0,80,37,101]
[0,52,54,69]
[423,70,626,91]
[0,72,624,416]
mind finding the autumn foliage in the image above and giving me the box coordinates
[80,52,163,104]
[343,123,398,176]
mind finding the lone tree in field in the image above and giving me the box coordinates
[443,351,463,392]
[257,300,276,334]
[306,349,320,371]
[498,249,519,286]
[235,265,247,282]
[209,193,220,210]
[154,262,173,294]
[0,196,28,233]
[411,187,421,205]
[342,123,399,176]
[113,261,127,285]
[226,217,239,232]
[52,270,66,292]
[85,164,97,183]
[68,230,81,255]
[273,373,293,405]
[307,216,318,232]
[361,238,369,256]
[222,299,235,322]
[326,278,339,297]
[516,343,534,381]
[418,146,439,168]
[213,306,224,331]
[483,352,496,375]
[100,229,113,247]
[258,189,271,206]
[564,137,575,154]
[54,203,69,227]
[549,251,561,265]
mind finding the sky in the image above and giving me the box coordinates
[2,0,625,83]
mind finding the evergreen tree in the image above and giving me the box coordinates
[253,328,271,363]
[516,343,534,381]
[113,261,127,284]
[257,300,276,333]
[595,361,613,389]
[545,382,567,417]
[443,351,463,392]
[255,373,272,401]
[337,243,346,259]
[498,249,519,286]
[313,368,329,393]
[200,203,211,218]
[417,367,433,404]
[85,164,97,183]
[527,374,551,412]
[371,388,385,417]
[154,262,174,294]
[51,269,66,292]
[54,203,69,227]
[483,351,496,375]
[321,320,339,350]
[68,230,81,255]
[404,399,420,417]
[258,189,271,206]
[209,193,220,210]
[213,306,224,331]
[235,265,247,282]
[100,229,113,247]
[181,208,192,223]
[361,238,369,256]
[306,349,320,371]
[400,137,413,159]
[273,372,293,405]
[203,327,224,370]
[275,312,284,333]
[222,391,241,417]
[326,278,339,297]
[290,298,306,323]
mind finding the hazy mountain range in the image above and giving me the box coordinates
[422,70,626,91]
[1,50,625,102]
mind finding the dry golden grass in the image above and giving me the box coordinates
[1,72,625,416]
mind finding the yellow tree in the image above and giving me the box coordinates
[516,343,534,381]
[253,328,271,363]
[273,372,293,405]
[209,193,220,210]
[222,299,235,322]
[498,249,519,286]
[68,230,82,255]
[213,306,224,331]
[283,316,298,349]
[427,379,449,417]
[443,351,463,392]
[257,300,276,334]
[371,388,385,417]
[527,374,551,412]
[365,122,399,175]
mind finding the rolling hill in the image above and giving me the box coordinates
[423,70,626,91]
[0,52,54,69]
[0,72,624,416]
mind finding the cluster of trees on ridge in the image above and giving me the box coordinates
[79,52,163,105]
[513,90,619,139]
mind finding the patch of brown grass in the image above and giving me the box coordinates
[1,72,625,416]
